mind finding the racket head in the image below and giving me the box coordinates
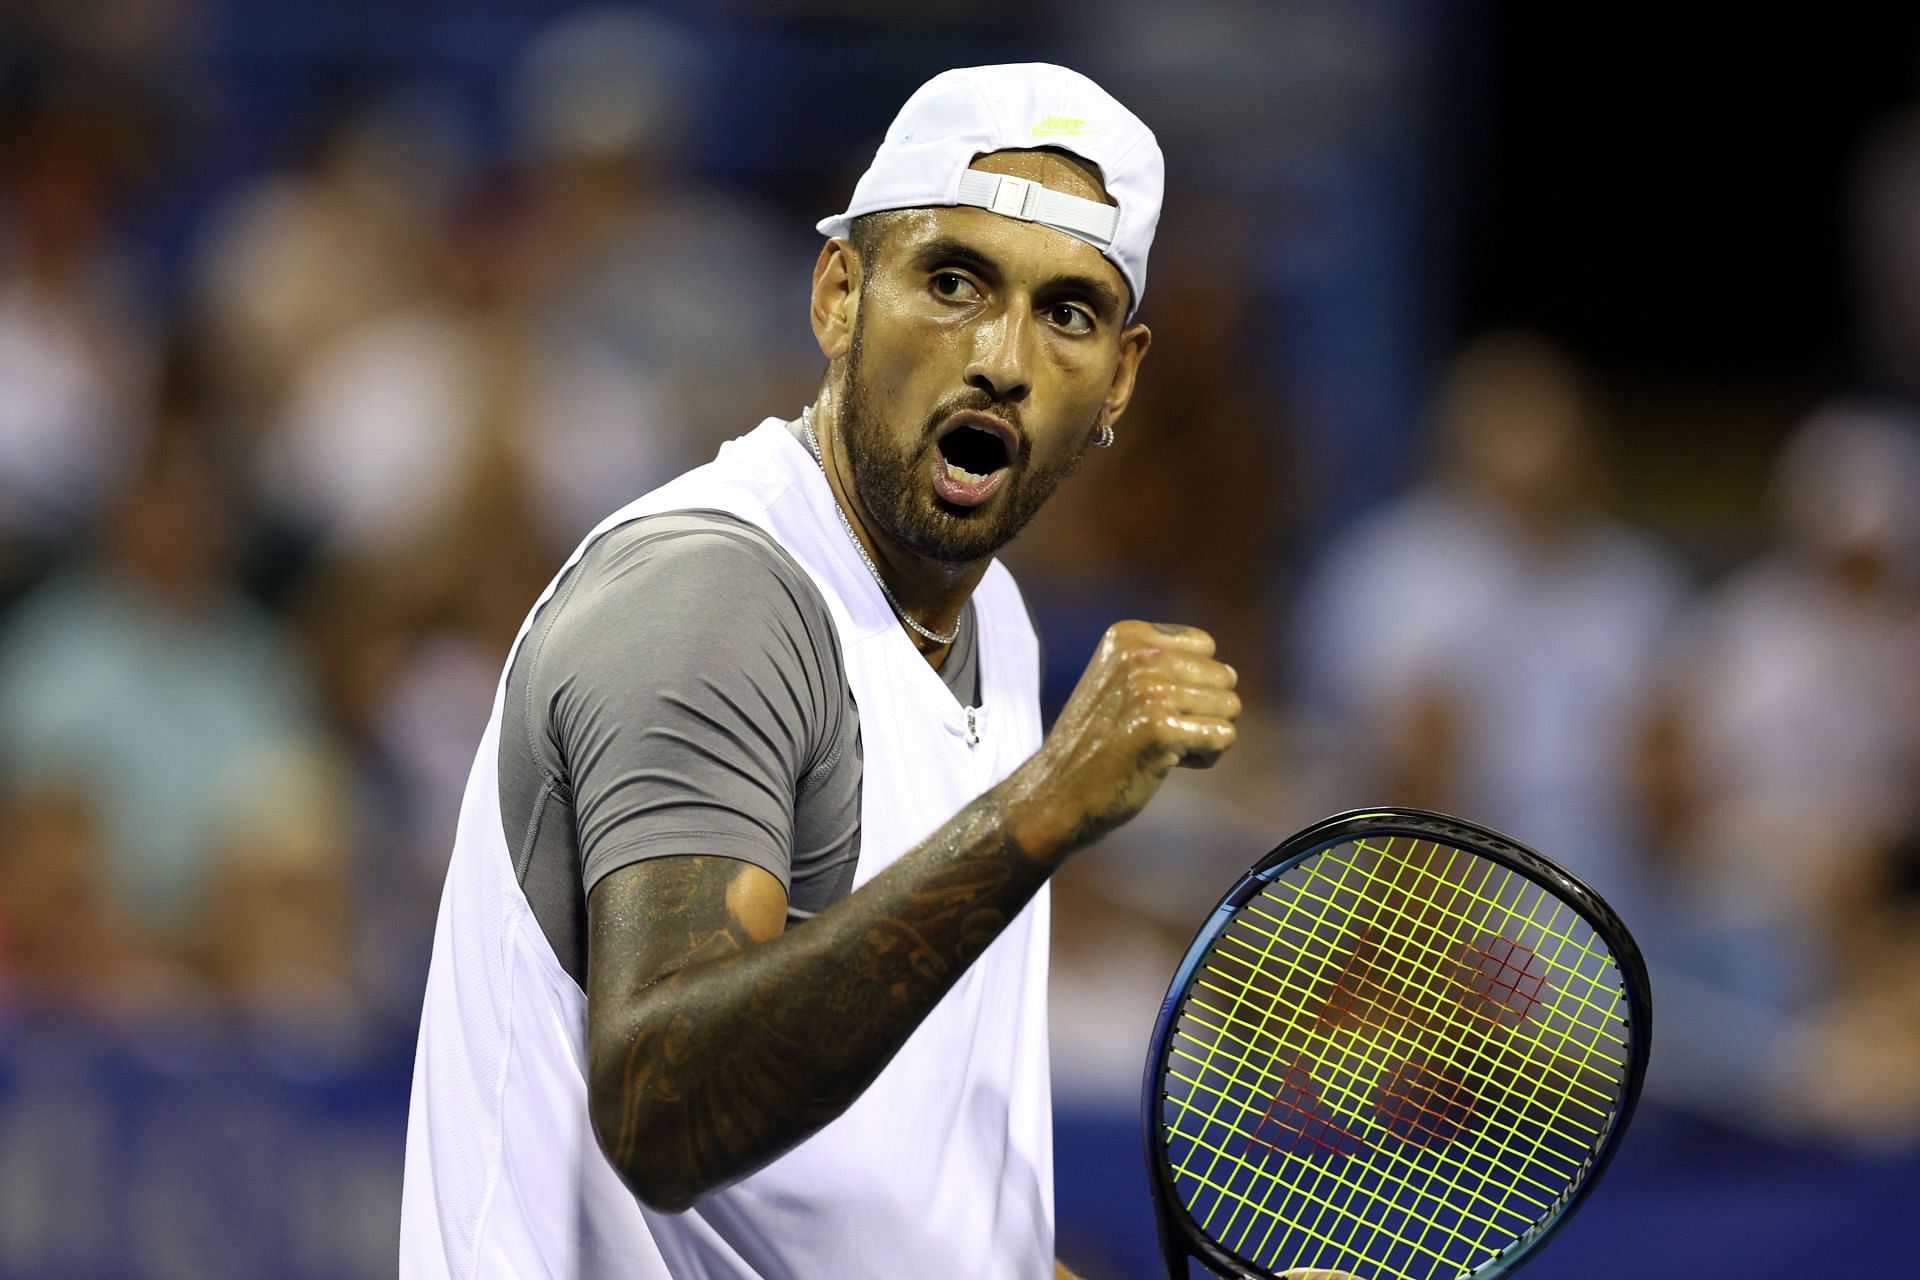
[1142,808,1651,1280]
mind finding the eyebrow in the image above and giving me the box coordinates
[1044,272,1125,325]
[911,236,1125,325]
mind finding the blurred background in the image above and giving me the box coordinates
[1,2,1918,1276]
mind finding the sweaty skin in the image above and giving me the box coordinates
[805,148,1151,661]
[583,150,1267,1276]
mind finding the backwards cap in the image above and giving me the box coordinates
[816,63,1164,317]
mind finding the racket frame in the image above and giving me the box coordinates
[1141,807,1653,1280]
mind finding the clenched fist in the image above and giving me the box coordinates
[1004,620,1241,860]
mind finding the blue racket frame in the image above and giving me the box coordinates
[1140,807,1653,1280]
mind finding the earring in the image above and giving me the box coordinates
[1093,422,1115,449]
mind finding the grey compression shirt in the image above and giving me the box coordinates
[499,502,1033,986]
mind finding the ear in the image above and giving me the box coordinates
[1094,321,1152,437]
[810,239,860,361]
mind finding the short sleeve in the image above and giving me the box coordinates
[527,518,843,895]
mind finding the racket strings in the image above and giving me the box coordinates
[1173,976,1588,1206]
[1216,910,1619,1115]
[1176,949,1600,1189]
[1168,956,1579,1269]
[1159,859,1566,1258]
[1184,850,1621,1182]
[1168,841,1509,1268]
[1160,837,1633,1278]
[1167,844,1620,1274]
[1167,1010,1571,1244]
[1317,845,1623,1269]
[1229,871,1626,1117]
[1213,840,1620,1251]
[1233,840,1626,1123]
[1168,953,1511,1262]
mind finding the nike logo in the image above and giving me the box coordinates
[1031,114,1095,138]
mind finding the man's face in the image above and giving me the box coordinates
[831,150,1147,566]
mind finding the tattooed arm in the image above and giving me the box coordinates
[585,620,1240,1212]
[586,789,1050,1211]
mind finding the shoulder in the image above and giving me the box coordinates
[559,511,837,643]
[584,510,809,585]
[526,511,849,728]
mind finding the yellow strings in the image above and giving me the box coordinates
[1160,837,1630,1278]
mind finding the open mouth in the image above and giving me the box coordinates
[930,415,1017,508]
[936,420,1012,483]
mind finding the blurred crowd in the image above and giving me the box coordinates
[0,5,821,1050]
[2,2,1918,1157]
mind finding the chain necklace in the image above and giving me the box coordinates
[799,404,963,648]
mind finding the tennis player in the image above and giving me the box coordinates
[400,62,1350,1280]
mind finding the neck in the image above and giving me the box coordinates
[807,390,990,666]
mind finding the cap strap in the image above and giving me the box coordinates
[954,170,1119,249]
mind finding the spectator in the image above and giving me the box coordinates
[0,424,326,948]
[0,78,157,591]
[1296,332,1687,918]
[1650,401,1920,1001]
[193,97,456,430]
[258,170,672,571]
[1786,828,1920,1145]
[0,785,191,1020]
[508,6,818,458]
[196,744,368,1055]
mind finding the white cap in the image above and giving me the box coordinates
[817,63,1163,317]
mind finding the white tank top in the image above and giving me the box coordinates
[399,419,1053,1278]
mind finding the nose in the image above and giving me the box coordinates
[963,308,1033,404]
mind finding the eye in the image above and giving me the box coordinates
[932,271,981,302]
[1046,303,1094,335]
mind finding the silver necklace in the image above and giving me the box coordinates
[799,405,962,648]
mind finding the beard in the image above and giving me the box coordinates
[837,318,1089,566]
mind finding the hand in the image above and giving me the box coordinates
[1004,620,1239,857]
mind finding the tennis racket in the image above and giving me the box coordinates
[1142,807,1651,1280]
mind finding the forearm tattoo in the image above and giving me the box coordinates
[585,789,1051,1210]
